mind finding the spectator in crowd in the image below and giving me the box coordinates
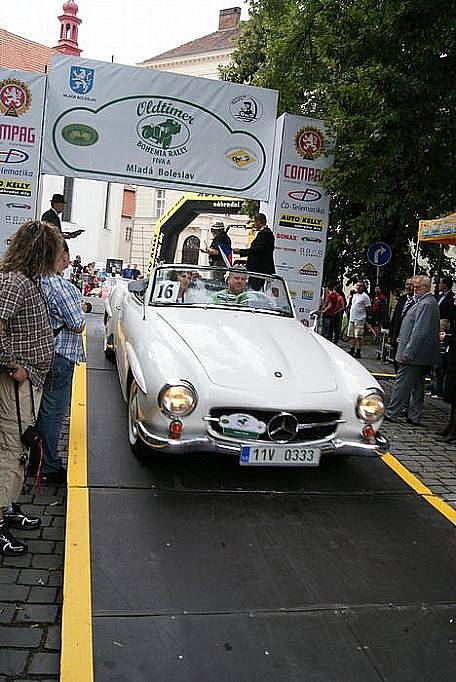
[122,264,134,279]
[0,221,62,556]
[131,264,141,280]
[389,278,416,372]
[36,241,87,484]
[348,281,371,359]
[201,223,232,269]
[333,285,346,345]
[427,276,454,398]
[41,194,84,240]
[233,213,275,290]
[321,283,339,341]
[367,285,388,341]
[384,275,440,426]
[440,298,456,441]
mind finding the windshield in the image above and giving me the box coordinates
[149,266,294,317]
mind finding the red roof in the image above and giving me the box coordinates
[139,27,240,64]
[0,28,54,73]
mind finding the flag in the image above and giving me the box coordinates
[217,242,233,267]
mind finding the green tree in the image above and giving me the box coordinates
[222,0,456,291]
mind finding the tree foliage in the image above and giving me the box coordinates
[221,0,456,290]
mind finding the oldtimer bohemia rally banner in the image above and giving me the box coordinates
[264,114,334,324]
[42,56,278,200]
[0,69,46,257]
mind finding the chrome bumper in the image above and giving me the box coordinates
[136,422,389,458]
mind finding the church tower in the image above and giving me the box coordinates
[54,0,82,56]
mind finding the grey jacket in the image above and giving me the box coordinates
[396,291,440,365]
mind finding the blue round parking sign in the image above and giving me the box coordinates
[367,242,392,267]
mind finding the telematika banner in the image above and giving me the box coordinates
[0,69,46,257]
[263,113,334,324]
[42,55,278,200]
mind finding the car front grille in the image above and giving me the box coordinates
[208,408,342,443]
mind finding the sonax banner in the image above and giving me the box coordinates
[42,55,278,200]
[0,69,46,257]
[263,113,334,324]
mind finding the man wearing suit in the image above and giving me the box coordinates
[234,213,275,291]
[428,276,455,397]
[41,194,84,240]
[385,275,440,425]
[389,277,416,372]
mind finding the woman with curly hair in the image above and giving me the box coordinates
[0,220,63,556]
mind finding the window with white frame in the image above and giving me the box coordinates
[155,189,166,217]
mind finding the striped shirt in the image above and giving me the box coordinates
[0,271,54,387]
[41,275,86,364]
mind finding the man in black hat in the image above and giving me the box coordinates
[41,194,84,240]
[201,222,232,268]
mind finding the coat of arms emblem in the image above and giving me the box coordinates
[69,66,94,95]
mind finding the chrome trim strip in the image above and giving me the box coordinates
[136,421,389,457]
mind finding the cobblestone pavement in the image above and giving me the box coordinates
[0,419,68,680]
[1,343,456,678]
[347,340,456,509]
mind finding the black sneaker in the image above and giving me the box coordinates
[355,350,361,359]
[42,467,67,485]
[4,504,41,530]
[0,521,28,556]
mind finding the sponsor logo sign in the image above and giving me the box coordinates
[279,213,323,231]
[229,96,263,123]
[0,179,32,196]
[301,289,315,301]
[288,188,322,202]
[44,55,278,200]
[299,262,318,277]
[0,79,32,117]
[284,163,323,184]
[294,125,325,161]
[62,123,99,146]
[0,149,29,164]
[69,66,94,95]
[0,69,45,258]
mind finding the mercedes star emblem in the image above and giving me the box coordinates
[267,412,299,442]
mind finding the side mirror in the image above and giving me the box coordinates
[309,309,320,332]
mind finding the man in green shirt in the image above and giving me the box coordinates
[211,270,251,305]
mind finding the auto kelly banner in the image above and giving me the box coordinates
[262,113,334,325]
[42,55,278,200]
[0,68,46,257]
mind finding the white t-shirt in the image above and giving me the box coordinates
[62,264,73,280]
[349,291,371,322]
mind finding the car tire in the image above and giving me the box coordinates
[104,334,116,363]
[128,379,148,459]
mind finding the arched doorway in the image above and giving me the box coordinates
[181,235,200,265]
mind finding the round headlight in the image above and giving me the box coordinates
[159,383,197,417]
[356,390,385,423]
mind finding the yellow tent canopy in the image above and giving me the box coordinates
[418,213,456,245]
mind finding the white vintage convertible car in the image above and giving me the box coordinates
[104,265,388,466]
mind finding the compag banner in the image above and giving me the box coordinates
[42,55,278,200]
[263,113,334,325]
[0,69,46,257]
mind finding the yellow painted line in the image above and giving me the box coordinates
[381,452,456,526]
[61,330,93,681]
[372,372,397,378]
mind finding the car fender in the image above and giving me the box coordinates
[125,341,147,395]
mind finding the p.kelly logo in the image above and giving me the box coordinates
[279,213,323,231]
[300,263,318,277]
[0,79,32,117]
[294,125,325,161]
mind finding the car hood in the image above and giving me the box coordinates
[156,308,338,394]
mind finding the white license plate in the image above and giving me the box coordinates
[240,445,321,467]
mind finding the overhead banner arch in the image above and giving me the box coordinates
[42,55,278,200]
[148,193,244,269]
